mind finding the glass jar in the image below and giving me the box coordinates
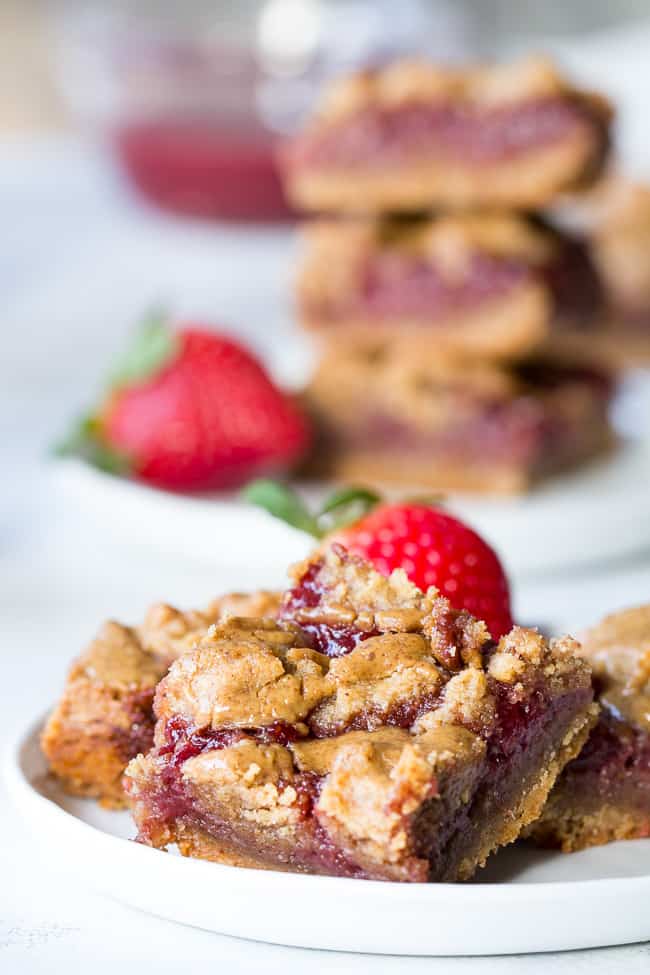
[55,0,472,222]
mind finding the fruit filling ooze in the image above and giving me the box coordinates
[287,96,607,170]
[127,553,591,880]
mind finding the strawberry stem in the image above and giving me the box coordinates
[315,486,380,534]
[54,414,131,475]
[109,308,179,389]
[243,479,381,538]
[242,479,320,537]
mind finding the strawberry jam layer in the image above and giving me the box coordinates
[317,369,610,470]
[313,252,529,323]
[557,713,650,796]
[308,690,444,739]
[305,237,602,329]
[113,688,158,764]
[280,556,380,657]
[159,714,301,769]
[287,96,606,170]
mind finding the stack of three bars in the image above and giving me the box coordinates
[282,57,616,493]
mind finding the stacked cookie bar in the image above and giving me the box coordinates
[282,56,617,493]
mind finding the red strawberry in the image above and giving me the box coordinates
[330,503,512,639]
[245,482,513,639]
[58,317,311,490]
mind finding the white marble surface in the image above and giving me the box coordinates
[2,137,650,972]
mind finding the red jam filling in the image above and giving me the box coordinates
[340,252,527,322]
[315,363,610,468]
[563,714,650,785]
[159,714,301,768]
[308,690,444,739]
[280,557,380,657]
[307,234,602,330]
[287,96,602,170]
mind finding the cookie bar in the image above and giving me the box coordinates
[41,591,279,807]
[282,57,611,213]
[303,344,614,494]
[297,214,603,361]
[125,546,595,881]
[588,181,650,364]
[529,605,650,851]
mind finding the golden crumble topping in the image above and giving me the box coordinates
[578,604,650,730]
[184,740,299,829]
[301,213,556,279]
[73,621,168,691]
[315,56,605,125]
[155,618,331,731]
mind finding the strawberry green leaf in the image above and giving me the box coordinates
[109,309,179,389]
[53,414,131,475]
[244,480,383,538]
[317,486,381,517]
[316,486,381,534]
[242,479,320,537]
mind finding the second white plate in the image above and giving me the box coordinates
[54,436,650,577]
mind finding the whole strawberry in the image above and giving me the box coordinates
[58,316,311,490]
[245,482,513,639]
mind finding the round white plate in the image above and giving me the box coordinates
[53,435,650,577]
[7,715,650,956]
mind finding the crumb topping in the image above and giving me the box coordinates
[74,621,167,691]
[309,633,445,736]
[71,590,282,691]
[301,213,556,283]
[139,590,280,662]
[297,723,485,863]
[415,668,496,734]
[155,618,331,731]
[306,345,521,436]
[313,730,433,862]
[314,57,600,125]
[183,740,299,828]
[285,544,440,620]
[580,605,650,730]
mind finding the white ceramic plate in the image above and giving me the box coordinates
[6,715,650,956]
[53,434,650,577]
